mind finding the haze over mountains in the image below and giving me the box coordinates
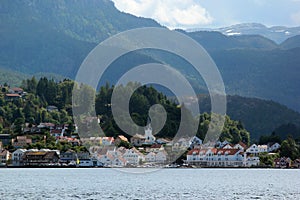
[1,0,300,137]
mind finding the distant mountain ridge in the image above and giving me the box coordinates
[280,35,300,49]
[189,23,300,44]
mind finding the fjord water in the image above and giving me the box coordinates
[0,168,299,200]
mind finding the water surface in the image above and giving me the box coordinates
[0,168,299,199]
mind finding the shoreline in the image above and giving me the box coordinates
[1,165,298,169]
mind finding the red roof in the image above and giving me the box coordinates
[217,148,240,155]
[238,142,248,149]
[188,148,240,156]
[6,94,21,97]
[11,87,23,91]
[103,137,114,142]
[150,144,162,148]
[210,148,218,154]
[50,129,62,134]
[40,123,55,127]
[187,149,201,155]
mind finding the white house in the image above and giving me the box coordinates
[145,151,168,163]
[111,157,127,167]
[108,148,129,167]
[246,144,259,155]
[187,149,201,162]
[268,143,281,152]
[233,142,248,151]
[12,149,26,166]
[216,140,230,148]
[123,148,145,165]
[244,156,260,167]
[98,154,113,167]
[145,152,156,162]
[97,150,126,167]
[189,136,203,149]
[186,148,244,167]
[155,151,167,163]
[258,145,268,153]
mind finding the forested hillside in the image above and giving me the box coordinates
[1,0,300,113]
[1,78,250,145]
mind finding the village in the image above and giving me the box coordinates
[0,86,300,169]
[1,118,300,169]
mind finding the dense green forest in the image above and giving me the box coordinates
[1,78,250,145]
[0,78,74,134]
[94,83,250,145]
[197,94,300,139]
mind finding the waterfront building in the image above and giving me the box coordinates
[97,148,127,167]
[274,157,292,168]
[123,147,145,165]
[22,150,59,166]
[12,149,26,166]
[186,148,245,167]
[0,150,10,166]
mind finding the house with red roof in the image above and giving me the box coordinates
[186,147,245,167]
[5,93,22,101]
[97,148,127,167]
[9,87,24,95]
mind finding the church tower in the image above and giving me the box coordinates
[144,119,156,144]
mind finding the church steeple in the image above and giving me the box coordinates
[144,117,155,144]
[146,117,152,131]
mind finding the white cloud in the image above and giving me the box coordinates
[111,0,213,29]
[291,11,300,25]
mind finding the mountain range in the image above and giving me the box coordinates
[1,0,300,138]
[189,23,300,44]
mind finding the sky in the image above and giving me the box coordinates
[111,0,300,29]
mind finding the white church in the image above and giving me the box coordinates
[130,120,156,146]
[144,122,156,144]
